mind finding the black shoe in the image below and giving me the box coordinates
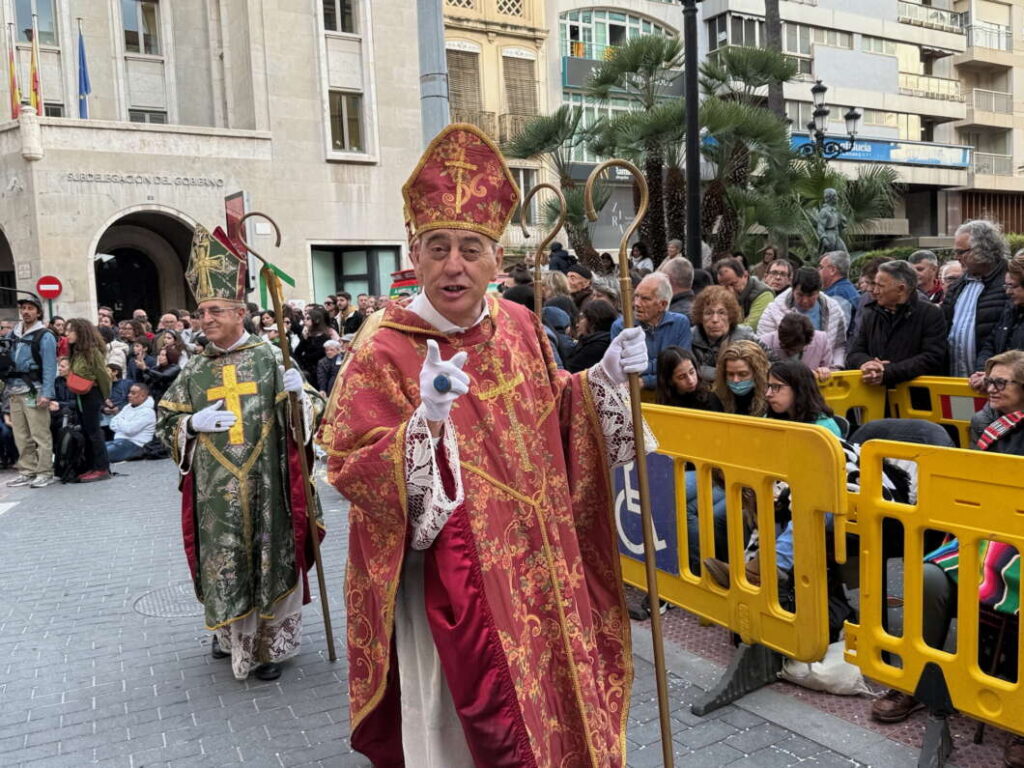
[628,602,648,621]
[211,636,229,660]
[254,663,281,681]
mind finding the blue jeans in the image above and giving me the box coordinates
[685,471,727,572]
[105,438,144,463]
[774,514,834,572]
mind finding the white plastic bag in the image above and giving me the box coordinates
[779,640,871,696]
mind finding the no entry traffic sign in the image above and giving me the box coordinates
[36,275,62,300]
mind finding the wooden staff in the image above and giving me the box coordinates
[584,161,674,768]
[518,183,567,317]
[236,211,337,663]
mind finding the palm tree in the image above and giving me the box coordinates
[586,35,685,265]
[503,106,609,270]
[764,0,785,120]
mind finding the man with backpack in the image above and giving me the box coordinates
[6,296,58,488]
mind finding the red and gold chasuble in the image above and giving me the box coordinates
[320,296,632,768]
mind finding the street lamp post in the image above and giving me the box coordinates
[797,80,862,161]
[682,0,702,271]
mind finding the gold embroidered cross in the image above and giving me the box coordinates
[205,365,258,446]
[477,359,533,472]
[190,238,226,300]
[443,145,479,214]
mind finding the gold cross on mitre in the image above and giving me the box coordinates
[188,232,227,301]
[443,144,479,215]
[205,365,258,446]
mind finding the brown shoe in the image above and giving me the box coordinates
[1005,736,1024,768]
[870,689,923,723]
[703,558,730,588]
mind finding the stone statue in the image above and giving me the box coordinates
[814,188,848,254]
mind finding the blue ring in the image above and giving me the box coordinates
[433,374,452,394]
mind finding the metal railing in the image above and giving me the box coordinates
[897,1,964,33]
[898,72,963,101]
[965,23,1013,51]
[450,108,496,138]
[973,152,1013,176]
[561,40,618,61]
[499,113,535,144]
[968,88,1012,114]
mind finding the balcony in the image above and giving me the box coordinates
[562,40,618,61]
[974,152,1013,176]
[898,72,963,101]
[897,1,963,34]
[968,88,1012,113]
[499,113,535,144]
[450,108,496,138]
[966,24,1012,51]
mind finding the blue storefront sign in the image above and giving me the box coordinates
[791,133,971,168]
[613,454,679,575]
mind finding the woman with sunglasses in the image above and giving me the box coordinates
[970,252,1024,392]
[871,349,1024,767]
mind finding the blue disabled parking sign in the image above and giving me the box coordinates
[613,454,679,575]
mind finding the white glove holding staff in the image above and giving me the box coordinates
[281,365,305,395]
[419,339,470,422]
[600,327,648,386]
[190,400,236,433]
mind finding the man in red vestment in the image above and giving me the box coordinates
[318,124,651,768]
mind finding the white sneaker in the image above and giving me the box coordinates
[6,474,33,487]
[29,475,58,488]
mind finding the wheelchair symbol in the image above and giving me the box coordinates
[615,460,667,556]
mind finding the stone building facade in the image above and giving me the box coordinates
[0,0,422,320]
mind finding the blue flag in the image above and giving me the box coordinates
[77,29,91,118]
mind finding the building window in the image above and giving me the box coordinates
[129,109,167,123]
[707,15,729,52]
[322,0,356,34]
[497,0,523,16]
[447,49,483,113]
[312,246,400,298]
[862,35,897,56]
[731,15,765,47]
[503,56,537,116]
[563,91,633,163]
[510,168,537,225]
[560,9,673,60]
[122,0,160,55]
[15,0,58,45]
[43,102,63,117]
[329,91,364,152]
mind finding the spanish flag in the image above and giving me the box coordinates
[28,14,40,114]
[6,24,18,119]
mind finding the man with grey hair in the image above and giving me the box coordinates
[847,260,947,386]
[611,271,692,390]
[658,256,695,317]
[943,220,1010,377]
[908,249,944,303]
[817,250,858,327]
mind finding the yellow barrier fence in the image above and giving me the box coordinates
[845,439,1024,736]
[818,370,888,426]
[617,405,848,663]
[888,376,988,448]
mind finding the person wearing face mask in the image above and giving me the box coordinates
[689,286,764,383]
[713,340,770,417]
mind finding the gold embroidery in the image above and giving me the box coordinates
[205,365,258,446]
[159,400,193,414]
[476,371,524,401]
[461,460,540,507]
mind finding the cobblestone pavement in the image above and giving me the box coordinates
[0,460,927,767]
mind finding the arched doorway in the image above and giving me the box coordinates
[0,227,15,319]
[94,211,194,322]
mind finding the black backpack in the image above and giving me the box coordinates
[53,412,88,483]
[0,328,55,384]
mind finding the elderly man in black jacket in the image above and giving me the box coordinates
[847,260,947,386]
[944,219,1010,377]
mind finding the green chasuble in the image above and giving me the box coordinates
[156,334,325,632]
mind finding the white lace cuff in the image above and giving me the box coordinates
[587,363,658,467]
[405,405,464,550]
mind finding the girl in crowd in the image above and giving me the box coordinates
[656,346,723,412]
[294,306,334,382]
[713,340,770,417]
[66,318,112,483]
[762,312,834,382]
[564,299,616,374]
[142,346,182,404]
[691,286,763,383]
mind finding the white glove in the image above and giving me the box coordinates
[419,339,469,422]
[600,327,648,386]
[189,400,236,433]
[281,365,305,395]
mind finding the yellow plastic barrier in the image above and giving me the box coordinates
[818,370,888,426]
[845,440,1024,735]
[617,405,848,663]
[888,376,987,448]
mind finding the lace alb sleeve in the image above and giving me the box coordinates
[174,418,198,476]
[587,364,658,468]
[404,405,464,550]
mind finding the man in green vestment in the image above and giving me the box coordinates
[157,225,325,681]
